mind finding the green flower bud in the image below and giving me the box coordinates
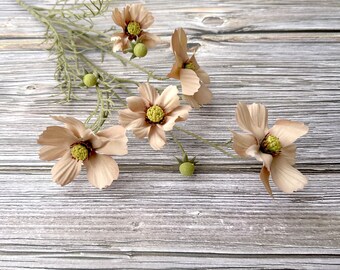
[83,74,97,87]
[133,43,148,58]
[179,162,195,176]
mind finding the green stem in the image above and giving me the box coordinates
[170,132,187,156]
[174,126,236,158]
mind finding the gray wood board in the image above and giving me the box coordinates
[0,0,339,269]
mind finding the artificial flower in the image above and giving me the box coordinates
[111,3,160,52]
[167,28,212,108]
[37,116,128,189]
[119,83,191,150]
[232,102,309,195]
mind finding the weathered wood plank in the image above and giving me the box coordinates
[0,171,339,268]
[1,0,340,269]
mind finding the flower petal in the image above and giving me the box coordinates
[180,68,201,96]
[148,125,166,150]
[51,116,87,138]
[270,119,309,147]
[84,153,119,189]
[37,126,78,147]
[171,28,188,60]
[258,152,273,171]
[39,145,68,161]
[259,166,273,196]
[138,83,158,105]
[51,152,82,186]
[127,96,148,112]
[96,126,128,156]
[139,32,160,48]
[247,103,268,134]
[183,83,212,108]
[271,155,308,193]
[235,102,265,140]
[118,109,146,129]
[281,144,297,165]
[196,68,210,84]
[155,85,179,113]
[232,132,257,158]
[112,8,126,28]
[133,124,151,139]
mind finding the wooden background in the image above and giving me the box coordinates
[1,0,340,269]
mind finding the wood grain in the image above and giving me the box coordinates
[0,0,340,269]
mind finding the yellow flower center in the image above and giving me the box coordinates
[70,144,89,161]
[184,62,197,71]
[127,21,141,36]
[146,105,165,123]
[260,134,282,156]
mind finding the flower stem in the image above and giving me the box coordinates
[174,126,236,158]
[170,132,187,156]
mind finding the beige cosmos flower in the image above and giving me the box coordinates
[111,3,160,52]
[119,83,191,150]
[232,102,309,195]
[167,28,212,108]
[37,116,128,189]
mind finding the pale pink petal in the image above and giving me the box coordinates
[129,3,144,22]
[162,104,191,132]
[247,103,268,134]
[123,5,131,23]
[138,83,158,105]
[196,68,210,84]
[171,28,188,60]
[139,32,160,48]
[51,116,87,138]
[84,153,119,189]
[126,96,148,112]
[39,145,68,161]
[235,102,264,140]
[118,109,146,129]
[245,144,260,158]
[280,144,297,165]
[260,166,273,196]
[148,125,166,150]
[180,68,201,95]
[37,126,78,147]
[51,152,82,186]
[258,152,273,171]
[183,84,212,108]
[232,132,257,158]
[97,125,127,140]
[140,14,154,29]
[112,8,126,28]
[167,54,183,80]
[271,155,308,193]
[133,124,151,139]
[270,119,309,147]
[155,85,179,113]
[96,126,128,156]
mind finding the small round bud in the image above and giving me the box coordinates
[133,43,148,58]
[179,162,195,176]
[83,74,97,87]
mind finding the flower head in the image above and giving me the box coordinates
[232,102,309,195]
[167,28,212,108]
[37,116,128,189]
[111,3,160,52]
[119,83,191,150]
